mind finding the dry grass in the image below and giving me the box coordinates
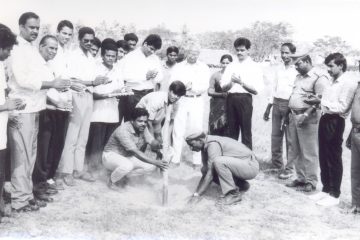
[1,72,360,240]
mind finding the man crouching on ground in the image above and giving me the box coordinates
[186,132,259,205]
[102,107,168,190]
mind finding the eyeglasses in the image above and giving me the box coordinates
[82,39,94,43]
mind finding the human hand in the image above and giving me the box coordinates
[155,159,169,170]
[263,109,270,121]
[146,69,158,80]
[187,194,202,205]
[93,76,110,86]
[297,114,307,127]
[231,74,242,85]
[70,81,86,92]
[5,98,25,111]
[53,79,71,91]
[303,94,320,105]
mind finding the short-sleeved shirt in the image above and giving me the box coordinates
[104,121,154,157]
[136,91,171,123]
[288,67,329,110]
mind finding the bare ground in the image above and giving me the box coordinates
[1,93,359,240]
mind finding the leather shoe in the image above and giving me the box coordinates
[219,190,243,205]
[13,204,39,212]
[29,199,47,208]
[35,193,54,203]
[286,179,305,188]
[303,183,316,192]
[63,174,76,186]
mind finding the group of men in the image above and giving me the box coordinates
[0,10,360,218]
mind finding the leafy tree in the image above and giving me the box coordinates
[313,35,351,57]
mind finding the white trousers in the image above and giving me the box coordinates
[172,96,204,164]
[102,151,156,183]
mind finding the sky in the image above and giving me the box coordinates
[1,0,360,48]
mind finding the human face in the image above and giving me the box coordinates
[20,18,40,42]
[187,50,200,64]
[235,45,249,62]
[294,59,309,75]
[167,51,178,64]
[57,26,73,46]
[127,40,137,51]
[220,58,231,70]
[102,49,117,68]
[132,115,148,132]
[280,46,292,65]
[117,47,128,60]
[168,90,180,104]
[90,45,99,57]
[326,59,343,80]
[142,43,156,57]
[0,46,13,61]
[188,140,203,152]
[80,33,95,52]
[39,38,58,61]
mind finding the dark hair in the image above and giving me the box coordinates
[300,55,312,65]
[325,52,347,72]
[169,81,186,97]
[116,40,130,52]
[92,37,101,48]
[131,108,149,121]
[166,46,179,55]
[57,20,74,32]
[281,42,296,54]
[234,37,251,49]
[0,24,17,49]
[220,54,233,63]
[101,38,118,56]
[39,35,58,46]
[143,34,162,50]
[124,33,138,43]
[18,12,39,26]
[78,27,95,40]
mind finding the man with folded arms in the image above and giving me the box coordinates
[102,108,168,190]
[7,12,71,212]
[186,132,259,205]
[309,53,356,206]
[285,54,329,193]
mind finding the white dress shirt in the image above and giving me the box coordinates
[91,63,124,123]
[220,57,264,94]
[120,48,163,91]
[269,64,297,103]
[169,60,210,95]
[321,72,358,118]
[7,36,52,113]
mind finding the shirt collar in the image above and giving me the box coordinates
[17,36,34,47]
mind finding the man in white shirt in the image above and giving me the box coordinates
[120,34,163,121]
[170,45,210,166]
[7,13,71,212]
[56,27,109,186]
[86,39,127,173]
[263,43,298,179]
[220,37,263,150]
[159,46,179,92]
[0,24,25,217]
[32,20,74,193]
[124,33,138,52]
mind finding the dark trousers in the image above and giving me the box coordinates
[122,89,153,122]
[271,98,291,170]
[226,93,253,149]
[85,122,118,171]
[318,114,345,198]
[32,109,69,184]
[0,149,5,214]
[351,126,360,205]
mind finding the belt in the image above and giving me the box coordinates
[185,94,201,98]
[133,89,153,94]
[291,109,307,115]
